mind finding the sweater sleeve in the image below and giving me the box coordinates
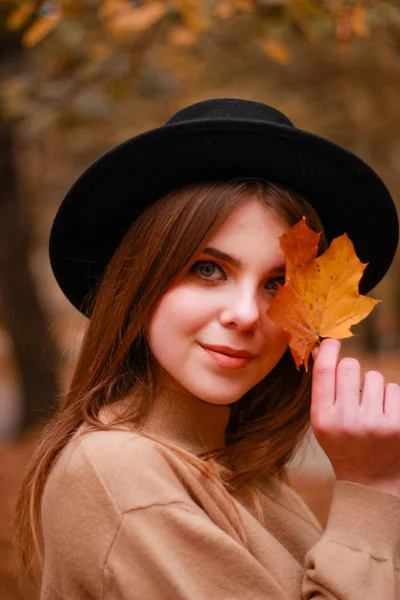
[302,480,400,599]
[103,500,287,599]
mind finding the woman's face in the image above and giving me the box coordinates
[147,195,290,405]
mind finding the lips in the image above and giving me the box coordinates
[200,344,256,370]
[200,344,257,359]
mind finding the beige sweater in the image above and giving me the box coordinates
[41,388,400,599]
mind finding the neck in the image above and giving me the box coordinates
[138,386,232,454]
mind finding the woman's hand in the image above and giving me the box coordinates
[310,338,400,496]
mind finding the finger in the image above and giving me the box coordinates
[360,370,385,420]
[311,338,341,414]
[335,357,361,410]
[383,382,400,418]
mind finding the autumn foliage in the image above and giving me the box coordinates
[4,0,383,54]
[267,218,379,371]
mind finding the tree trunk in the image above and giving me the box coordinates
[0,123,60,433]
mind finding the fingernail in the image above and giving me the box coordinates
[311,346,319,359]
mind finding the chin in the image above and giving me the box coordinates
[189,384,249,406]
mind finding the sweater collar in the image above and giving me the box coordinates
[138,387,231,454]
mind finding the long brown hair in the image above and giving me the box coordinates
[15,179,327,586]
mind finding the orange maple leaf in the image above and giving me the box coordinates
[267,218,380,371]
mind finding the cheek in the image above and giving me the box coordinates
[147,287,210,350]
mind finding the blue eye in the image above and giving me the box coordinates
[265,276,285,291]
[190,261,225,281]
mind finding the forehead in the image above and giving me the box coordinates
[206,196,289,252]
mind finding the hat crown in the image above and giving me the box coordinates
[165,98,294,127]
[50,97,398,315]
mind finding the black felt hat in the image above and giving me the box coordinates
[49,98,399,316]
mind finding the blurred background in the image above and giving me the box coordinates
[1,1,400,598]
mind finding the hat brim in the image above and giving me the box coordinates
[49,119,399,315]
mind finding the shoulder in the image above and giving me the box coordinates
[41,427,198,595]
[44,427,191,515]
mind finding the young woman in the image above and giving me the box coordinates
[15,99,400,599]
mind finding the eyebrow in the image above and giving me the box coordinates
[201,247,286,273]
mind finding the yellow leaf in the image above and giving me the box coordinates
[214,0,254,18]
[267,218,380,371]
[214,0,235,19]
[105,2,167,36]
[351,3,369,38]
[6,0,36,31]
[22,11,62,47]
[258,38,292,65]
[98,0,129,21]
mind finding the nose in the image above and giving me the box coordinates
[219,286,260,331]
